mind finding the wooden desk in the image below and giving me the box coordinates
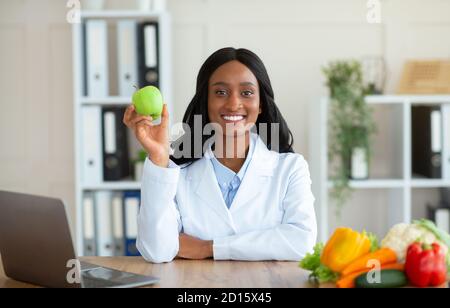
[0,257,315,288]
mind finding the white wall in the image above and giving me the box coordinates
[0,0,75,230]
[1,0,450,240]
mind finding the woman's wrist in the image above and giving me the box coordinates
[148,155,169,168]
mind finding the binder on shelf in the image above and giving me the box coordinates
[124,191,141,256]
[102,107,131,181]
[95,191,115,256]
[81,105,103,184]
[442,105,450,180]
[117,20,139,97]
[111,191,125,256]
[85,19,109,97]
[442,188,450,205]
[411,106,442,179]
[137,22,159,88]
[83,192,97,256]
[82,23,88,97]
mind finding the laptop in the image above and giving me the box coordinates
[0,190,159,288]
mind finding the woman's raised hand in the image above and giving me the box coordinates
[123,104,170,168]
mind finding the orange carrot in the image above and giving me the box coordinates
[341,248,397,276]
[336,262,404,288]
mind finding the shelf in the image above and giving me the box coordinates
[73,9,172,257]
[316,95,450,242]
[366,95,450,104]
[81,181,141,191]
[328,179,405,189]
[81,10,165,19]
[410,179,450,188]
[80,96,131,106]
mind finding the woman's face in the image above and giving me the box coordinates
[208,60,261,137]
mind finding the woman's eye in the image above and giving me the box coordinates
[215,90,227,96]
[242,90,254,97]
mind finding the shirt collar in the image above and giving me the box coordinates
[208,133,256,187]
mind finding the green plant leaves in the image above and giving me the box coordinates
[323,60,377,218]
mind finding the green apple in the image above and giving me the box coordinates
[132,86,163,119]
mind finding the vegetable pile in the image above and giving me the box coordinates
[299,219,450,288]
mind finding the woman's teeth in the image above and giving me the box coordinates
[222,115,245,121]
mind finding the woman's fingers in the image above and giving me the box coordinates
[130,115,153,126]
[124,105,153,126]
[160,104,169,129]
[134,120,153,137]
[123,105,135,125]
[135,119,154,128]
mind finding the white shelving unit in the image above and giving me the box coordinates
[312,95,450,242]
[72,10,172,256]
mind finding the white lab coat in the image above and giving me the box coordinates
[136,133,317,263]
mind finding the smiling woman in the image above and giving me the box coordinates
[207,60,262,171]
[170,47,294,166]
[123,47,317,263]
[208,62,261,134]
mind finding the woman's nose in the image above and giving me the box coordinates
[225,93,242,110]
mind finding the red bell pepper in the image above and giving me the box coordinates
[405,242,447,287]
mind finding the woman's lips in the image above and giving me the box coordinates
[221,115,246,123]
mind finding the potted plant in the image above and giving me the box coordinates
[323,60,377,217]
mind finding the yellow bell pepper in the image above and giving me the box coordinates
[320,227,371,273]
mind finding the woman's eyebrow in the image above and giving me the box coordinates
[240,82,256,87]
[211,81,256,86]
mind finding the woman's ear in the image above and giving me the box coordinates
[259,107,262,114]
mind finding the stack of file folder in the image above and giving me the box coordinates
[83,190,141,256]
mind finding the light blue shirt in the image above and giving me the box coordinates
[210,137,255,209]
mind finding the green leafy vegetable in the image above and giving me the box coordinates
[299,243,339,283]
[362,230,379,252]
[414,219,450,247]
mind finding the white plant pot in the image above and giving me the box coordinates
[83,0,106,11]
[351,147,369,180]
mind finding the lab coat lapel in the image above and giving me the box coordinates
[229,136,275,212]
[193,156,236,230]
[190,134,275,225]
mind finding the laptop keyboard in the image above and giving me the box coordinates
[81,275,125,288]
[80,265,159,288]
[81,267,132,288]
